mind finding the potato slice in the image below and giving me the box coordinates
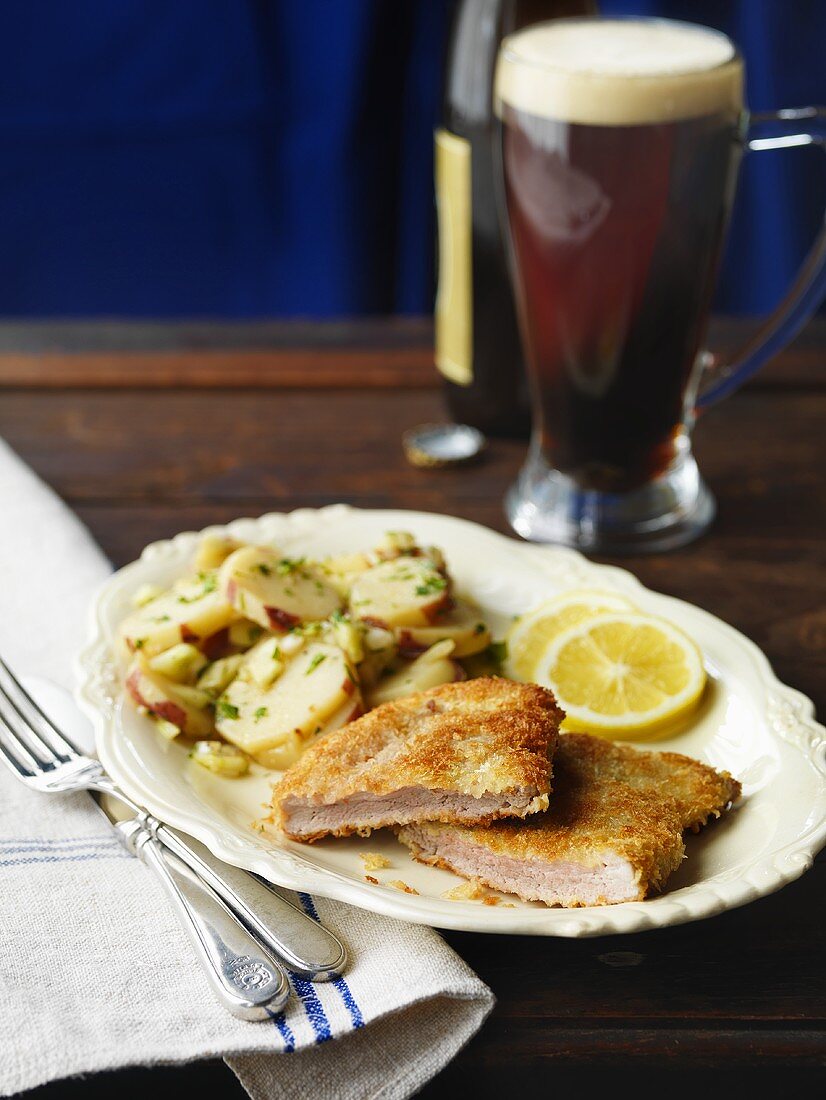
[215,641,356,759]
[363,622,396,652]
[118,572,236,658]
[349,558,452,628]
[132,583,165,609]
[366,640,464,707]
[395,600,492,658]
[373,532,446,572]
[319,692,365,734]
[253,732,304,771]
[125,657,214,738]
[254,691,364,769]
[318,552,373,598]
[194,534,243,572]
[374,530,418,559]
[218,546,342,631]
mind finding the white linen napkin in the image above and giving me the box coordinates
[0,438,494,1099]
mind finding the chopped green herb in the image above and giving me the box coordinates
[284,587,295,597]
[414,574,447,598]
[177,572,217,603]
[276,557,305,575]
[474,623,486,635]
[254,706,268,723]
[134,638,146,650]
[152,615,171,623]
[255,562,272,576]
[271,646,282,662]
[345,665,358,685]
[314,580,324,592]
[331,609,346,623]
[216,700,240,721]
[305,653,327,675]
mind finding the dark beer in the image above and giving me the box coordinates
[497,20,743,491]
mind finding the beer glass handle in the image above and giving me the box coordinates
[697,107,826,408]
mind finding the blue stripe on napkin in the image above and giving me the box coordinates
[2,840,364,1044]
[297,892,364,1030]
[289,974,332,1044]
[0,834,119,848]
[0,834,127,867]
[267,1009,296,1053]
[0,850,131,868]
[0,839,120,856]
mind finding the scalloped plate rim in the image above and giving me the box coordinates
[75,504,826,938]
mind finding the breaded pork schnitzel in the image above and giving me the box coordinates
[398,733,741,907]
[270,678,562,841]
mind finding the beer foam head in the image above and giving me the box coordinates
[496,19,743,126]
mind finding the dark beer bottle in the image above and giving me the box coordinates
[435,0,597,438]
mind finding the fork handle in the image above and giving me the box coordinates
[118,820,291,1020]
[150,822,347,980]
[92,774,346,980]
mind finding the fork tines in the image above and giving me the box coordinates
[0,657,79,774]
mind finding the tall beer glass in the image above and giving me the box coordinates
[496,18,826,551]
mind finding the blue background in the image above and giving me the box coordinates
[0,0,821,318]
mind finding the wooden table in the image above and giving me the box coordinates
[4,318,824,1097]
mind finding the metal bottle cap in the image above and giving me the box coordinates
[402,423,486,468]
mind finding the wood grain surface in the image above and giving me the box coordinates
[3,317,824,1094]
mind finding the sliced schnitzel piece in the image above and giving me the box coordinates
[398,733,741,907]
[270,678,562,841]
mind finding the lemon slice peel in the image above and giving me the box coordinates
[505,588,637,682]
[537,611,706,736]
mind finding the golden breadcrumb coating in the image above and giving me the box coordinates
[270,678,562,838]
[442,880,488,901]
[388,880,419,895]
[360,852,391,871]
[399,733,741,906]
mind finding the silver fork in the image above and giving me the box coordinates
[0,657,346,1010]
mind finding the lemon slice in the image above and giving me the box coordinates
[505,589,636,682]
[538,612,706,737]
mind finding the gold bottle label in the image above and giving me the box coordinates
[434,128,473,386]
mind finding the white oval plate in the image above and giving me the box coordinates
[77,506,826,937]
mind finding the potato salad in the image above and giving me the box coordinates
[118,531,494,776]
